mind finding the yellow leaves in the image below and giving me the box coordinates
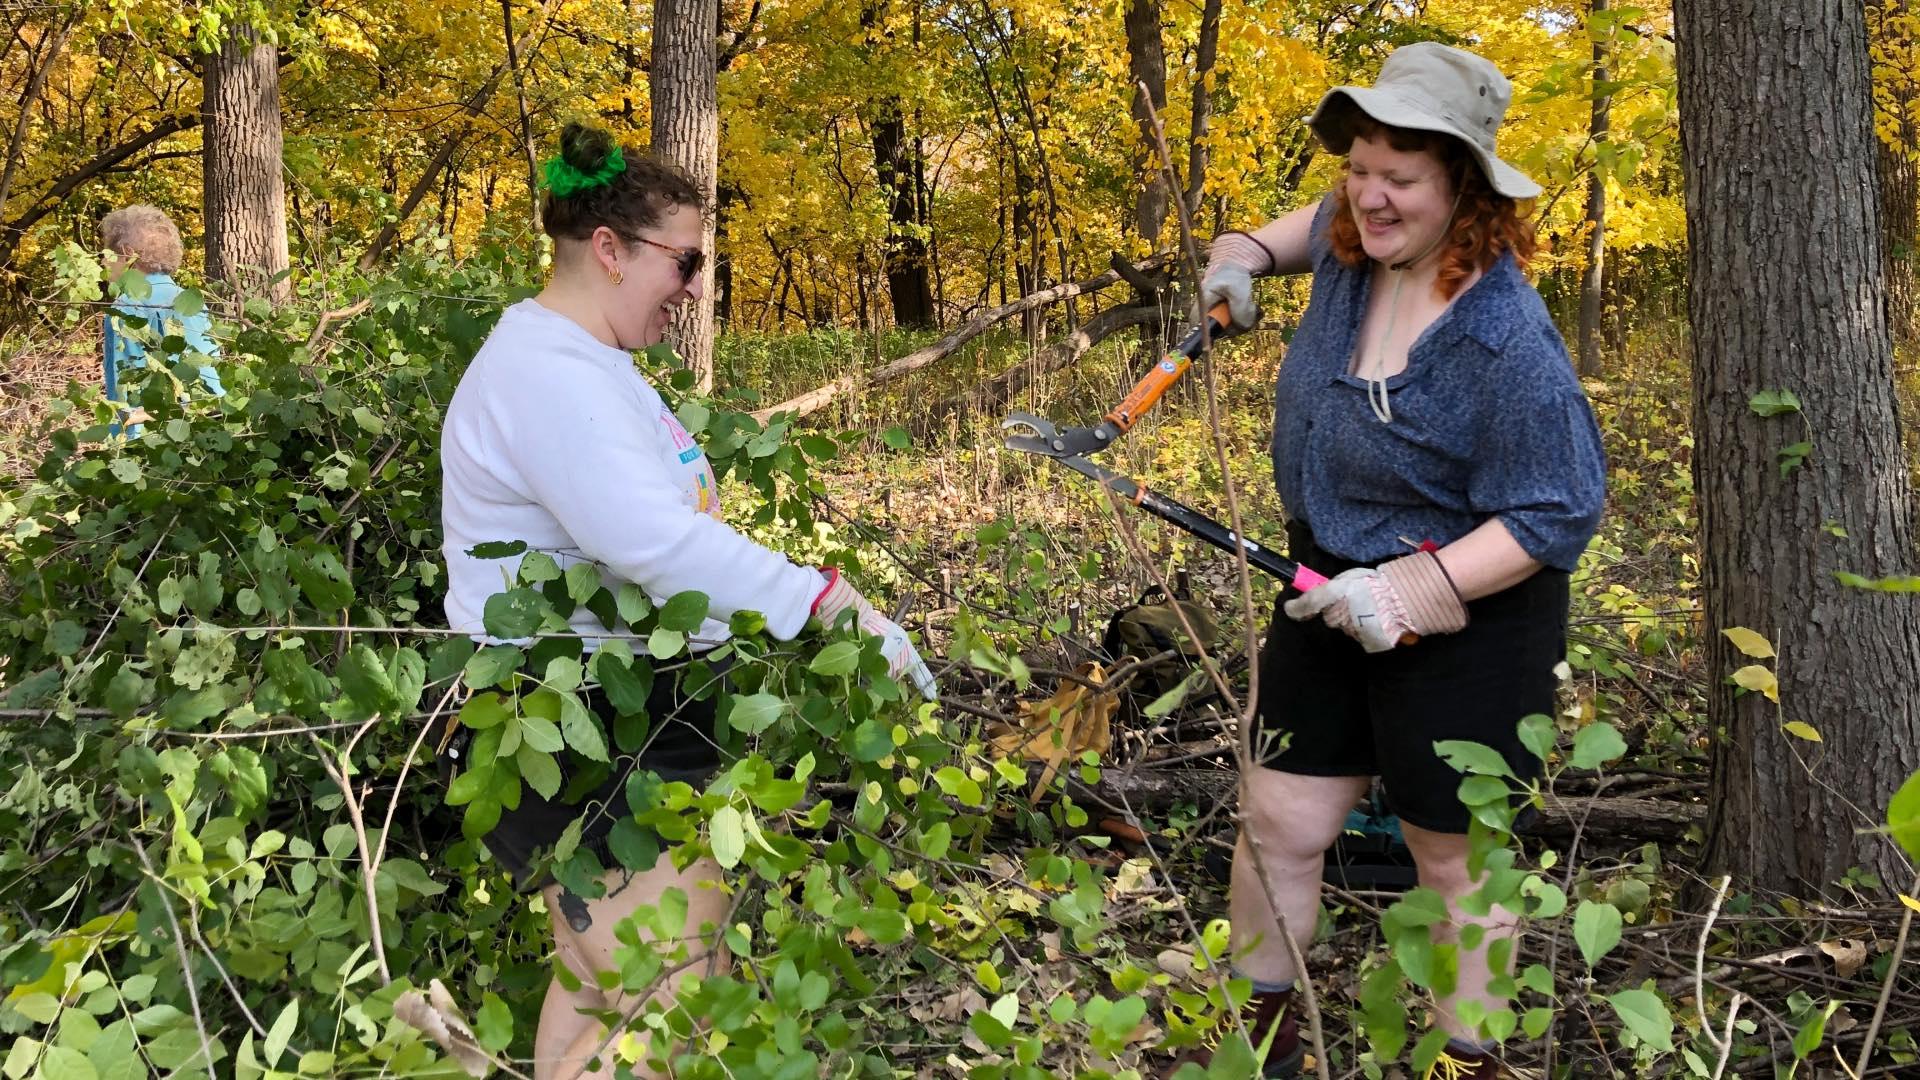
[1731,665,1779,703]
[1782,721,1822,742]
[1900,894,1920,914]
[316,14,381,61]
[1723,626,1776,658]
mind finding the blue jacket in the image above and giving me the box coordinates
[103,271,224,405]
[1271,197,1606,572]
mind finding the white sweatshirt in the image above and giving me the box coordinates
[440,300,824,649]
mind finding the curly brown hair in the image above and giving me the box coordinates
[541,123,704,244]
[1328,115,1537,300]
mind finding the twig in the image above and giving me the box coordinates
[1852,869,1920,1076]
[1697,874,1733,1051]
[1139,80,1332,1080]
[128,833,216,1074]
[308,716,394,986]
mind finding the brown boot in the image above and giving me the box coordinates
[1162,988,1304,1078]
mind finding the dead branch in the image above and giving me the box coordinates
[750,255,1170,423]
[920,301,1161,431]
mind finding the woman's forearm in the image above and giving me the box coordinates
[1434,518,1541,601]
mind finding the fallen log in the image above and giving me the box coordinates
[751,255,1172,423]
[1072,766,1706,843]
[919,302,1163,433]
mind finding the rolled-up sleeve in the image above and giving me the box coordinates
[1467,337,1607,571]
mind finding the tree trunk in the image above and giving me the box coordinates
[202,19,290,303]
[874,104,936,329]
[1678,0,1920,893]
[1875,0,1919,346]
[1181,0,1223,220]
[1124,0,1171,350]
[1577,0,1610,378]
[651,0,720,390]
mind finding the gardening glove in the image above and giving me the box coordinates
[812,568,939,700]
[1200,230,1272,334]
[1282,550,1467,653]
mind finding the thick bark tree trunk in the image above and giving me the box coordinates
[1875,0,1919,345]
[1678,0,1920,893]
[1124,0,1171,350]
[651,0,720,390]
[1125,0,1170,248]
[874,105,936,329]
[202,20,290,303]
[1577,0,1610,378]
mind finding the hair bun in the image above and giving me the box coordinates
[559,123,616,175]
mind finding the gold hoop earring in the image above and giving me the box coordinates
[608,267,624,285]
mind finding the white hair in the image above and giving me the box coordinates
[98,205,184,273]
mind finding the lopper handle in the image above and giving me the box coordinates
[1103,303,1233,432]
[1284,564,1418,646]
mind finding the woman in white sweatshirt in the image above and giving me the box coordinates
[439,122,933,1079]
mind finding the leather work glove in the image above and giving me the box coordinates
[1200,230,1272,334]
[1282,550,1468,653]
[811,568,939,700]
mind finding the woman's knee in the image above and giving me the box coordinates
[1239,768,1370,861]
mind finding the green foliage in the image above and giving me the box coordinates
[0,247,1252,1078]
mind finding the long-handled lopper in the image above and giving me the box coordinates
[1001,303,1329,594]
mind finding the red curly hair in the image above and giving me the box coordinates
[1328,115,1537,300]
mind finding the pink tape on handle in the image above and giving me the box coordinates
[1291,565,1330,591]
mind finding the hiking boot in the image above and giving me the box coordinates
[1161,988,1304,1078]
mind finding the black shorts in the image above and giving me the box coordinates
[1254,525,1570,834]
[480,659,726,886]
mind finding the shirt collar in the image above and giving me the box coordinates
[1436,251,1526,353]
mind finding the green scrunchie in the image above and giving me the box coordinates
[543,144,627,198]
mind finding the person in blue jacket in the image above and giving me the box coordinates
[99,205,222,433]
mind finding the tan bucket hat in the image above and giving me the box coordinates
[1308,41,1541,200]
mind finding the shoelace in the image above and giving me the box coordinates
[1424,1050,1481,1080]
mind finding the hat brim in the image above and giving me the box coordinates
[1308,87,1542,200]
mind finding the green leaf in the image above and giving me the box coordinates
[39,1046,98,1080]
[544,656,583,694]
[729,693,784,735]
[710,805,746,869]
[1433,740,1515,779]
[1887,769,1920,862]
[659,591,711,632]
[1749,388,1802,417]
[647,626,685,659]
[464,645,521,690]
[337,644,399,714]
[173,287,204,316]
[559,693,608,762]
[517,746,562,799]
[595,653,652,715]
[1570,723,1628,769]
[1457,775,1511,808]
[1606,988,1674,1052]
[848,719,893,762]
[264,998,298,1067]
[518,551,561,583]
[350,406,385,435]
[609,818,661,873]
[460,693,512,730]
[676,401,711,434]
[476,992,513,1054]
[1142,669,1204,718]
[467,540,528,560]
[859,908,910,944]
[881,425,910,450]
[519,714,565,754]
[483,588,546,639]
[45,620,85,657]
[1573,900,1623,967]
[1517,714,1555,762]
[1521,1006,1553,1039]
[616,584,652,625]
[564,563,601,605]
[808,641,862,677]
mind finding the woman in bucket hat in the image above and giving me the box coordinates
[1177,43,1606,1080]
